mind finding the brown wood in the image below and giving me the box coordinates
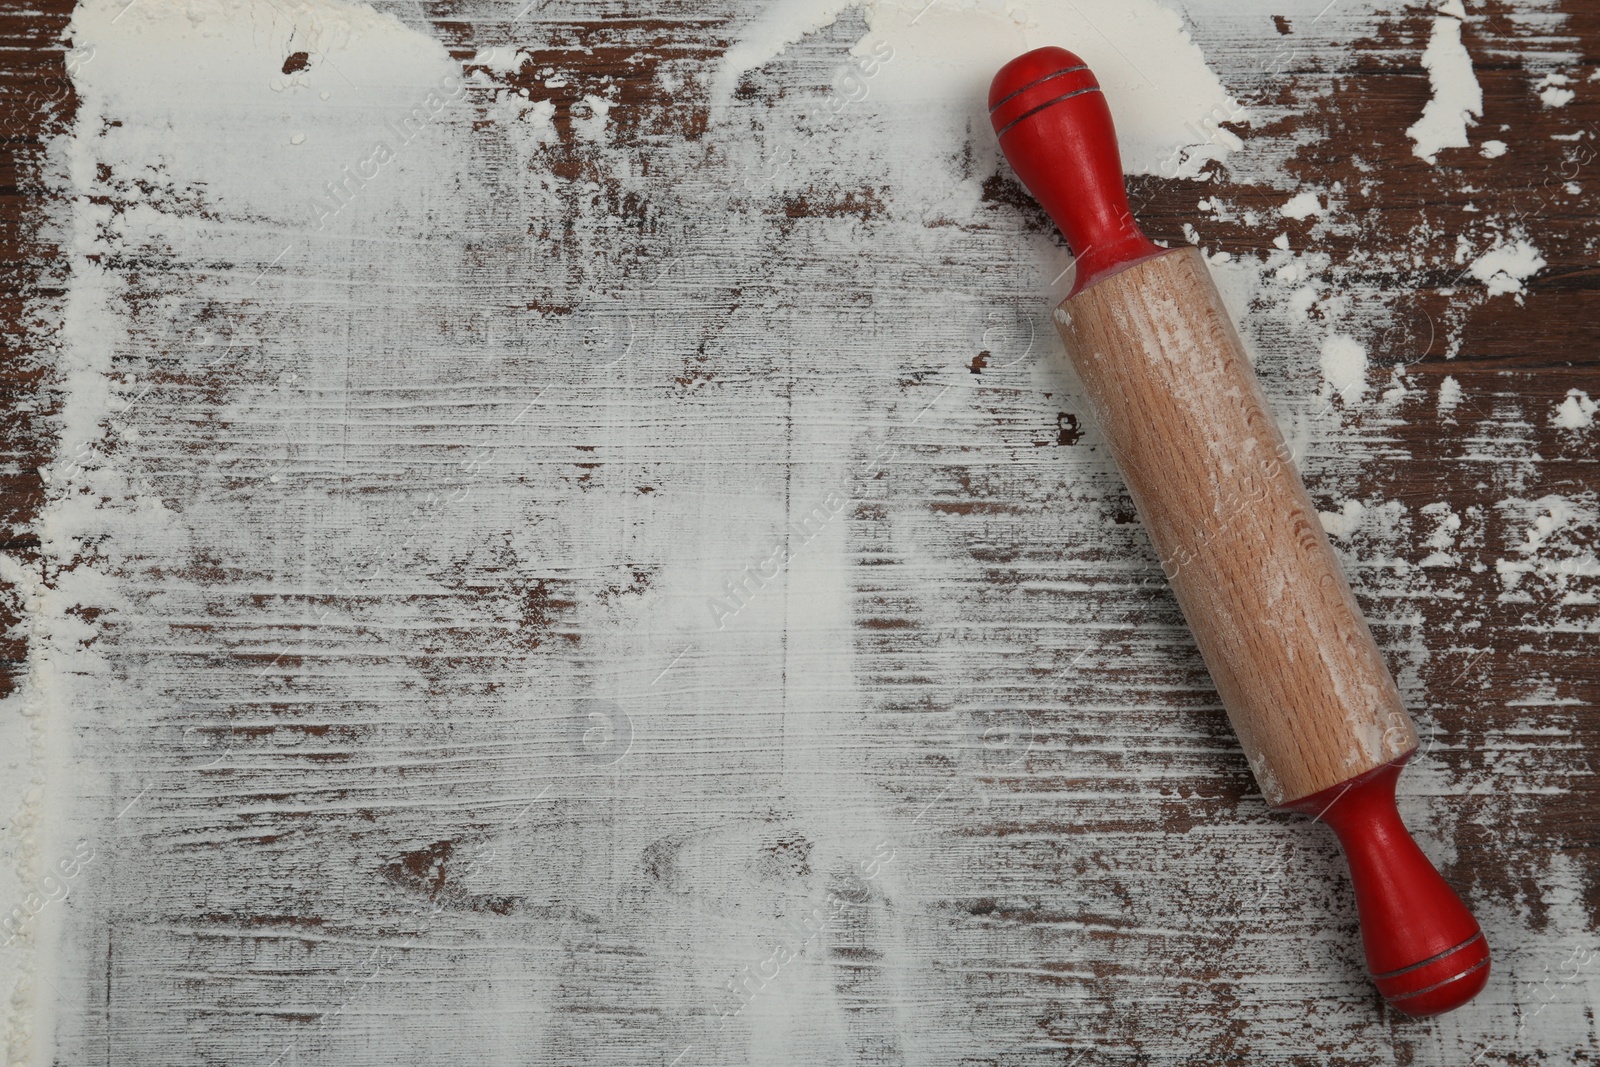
[1,2,1596,1063]
[0,0,75,699]
[1054,247,1417,805]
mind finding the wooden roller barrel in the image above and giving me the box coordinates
[1055,246,1417,805]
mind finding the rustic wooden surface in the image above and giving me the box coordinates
[1,0,1596,1064]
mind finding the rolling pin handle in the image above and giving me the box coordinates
[1285,756,1491,1016]
[988,46,1164,294]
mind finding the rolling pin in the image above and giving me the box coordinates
[990,47,1489,1016]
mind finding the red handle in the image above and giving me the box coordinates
[1285,757,1491,1016]
[988,47,1163,295]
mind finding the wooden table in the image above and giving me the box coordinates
[1,1,1595,1063]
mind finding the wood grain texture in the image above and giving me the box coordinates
[1055,246,1417,805]
[0,0,75,700]
[0,0,1595,1065]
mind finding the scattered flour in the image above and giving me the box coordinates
[1407,5,1482,164]
[1537,73,1576,108]
[1494,496,1600,596]
[1480,139,1508,157]
[1281,191,1325,220]
[1438,374,1463,415]
[11,0,467,1061]
[1469,239,1547,298]
[714,0,1248,178]
[469,46,525,73]
[573,93,613,141]
[1418,502,1462,568]
[1319,333,1368,398]
[1552,389,1596,429]
[1319,498,1368,539]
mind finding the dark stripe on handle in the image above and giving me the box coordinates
[987,64,1089,112]
[1368,932,1485,981]
[1385,956,1492,1003]
[994,85,1101,139]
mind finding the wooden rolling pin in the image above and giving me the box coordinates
[990,47,1489,1016]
